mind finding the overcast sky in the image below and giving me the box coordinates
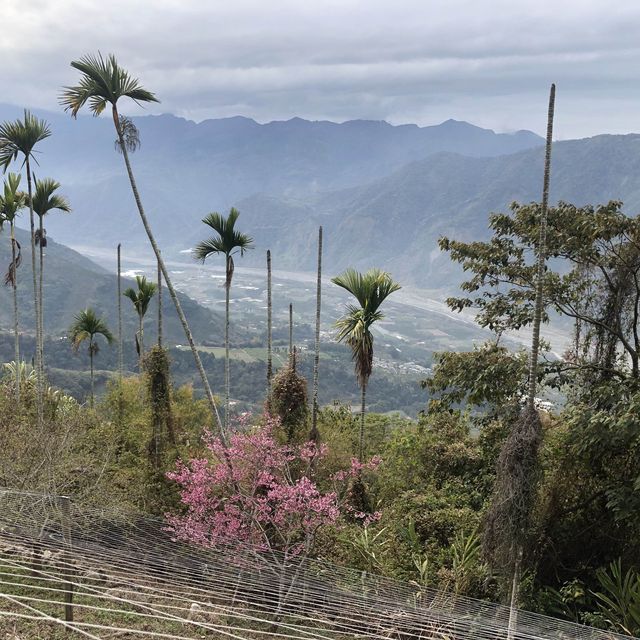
[2,0,639,139]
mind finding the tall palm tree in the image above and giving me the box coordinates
[32,177,71,370]
[0,173,27,400]
[332,268,401,462]
[60,53,223,435]
[69,308,114,408]
[0,110,52,423]
[123,275,157,367]
[194,207,253,431]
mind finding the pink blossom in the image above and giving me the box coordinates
[166,415,376,555]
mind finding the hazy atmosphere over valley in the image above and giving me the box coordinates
[1,2,640,638]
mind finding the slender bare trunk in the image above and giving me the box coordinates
[89,344,94,409]
[508,83,555,629]
[25,160,43,426]
[112,105,224,438]
[225,255,231,431]
[267,250,273,407]
[10,223,20,402]
[38,214,44,375]
[288,303,293,361]
[117,244,123,423]
[506,547,522,640]
[527,84,555,409]
[310,226,323,441]
[157,256,162,348]
[139,314,144,370]
[359,381,367,463]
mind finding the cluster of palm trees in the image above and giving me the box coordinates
[0,112,70,419]
[2,52,402,461]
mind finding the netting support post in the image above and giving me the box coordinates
[59,495,74,623]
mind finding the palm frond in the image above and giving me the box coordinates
[0,173,26,223]
[196,207,254,265]
[332,268,401,313]
[69,308,114,353]
[0,111,51,171]
[194,236,226,261]
[32,177,71,218]
[123,275,157,318]
[61,52,159,118]
[332,268,400,387]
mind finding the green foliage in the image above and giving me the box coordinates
[69,308,114,356]
[0,173,26,225]
[271,361,309,442]
[332,268,401,387]
[0,110,51,170]
[592,559,640,636]
[348,525,390,574]
[123,275,157,321]
[440,200,640,380]
[424,341,528,412]
[194,207,253,287]
[143,346,175,471]
[32,178,71,221]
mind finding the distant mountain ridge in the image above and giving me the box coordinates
[4,104,640,293]
[228,133,640,288]
[0,103,543,256]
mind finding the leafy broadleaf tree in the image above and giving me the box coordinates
[0,173,27,400]
[69,308,114,408]
[332,268,401,462]
[123,274,157,366]
[32,177,71,369]
[0,110,52,422]
[194,207,253,431]
[60,52,224,435]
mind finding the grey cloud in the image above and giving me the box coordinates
[2,0,640,138]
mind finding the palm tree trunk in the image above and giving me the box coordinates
[157,256,162,348]
[289,303,293,361]
[10,223,20,402]
[25,160,43,426]
[38,214,45,375]
[89,344,95,409]
[310,226,323,442]
[506,547,522,640]
[359,381,367,463]
[267,250,273,408]
[139,315,144,370]
[117,244,123,423]
[112,105,224,438]
[507,84,555,629]
[225,255,231,432]
[527,84,555,408]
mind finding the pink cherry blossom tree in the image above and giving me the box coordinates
[166,414,380,557]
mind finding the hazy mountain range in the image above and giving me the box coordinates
[0,103,543,280]
[2,103,640,294]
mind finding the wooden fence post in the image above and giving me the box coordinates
[59,496,74,623]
